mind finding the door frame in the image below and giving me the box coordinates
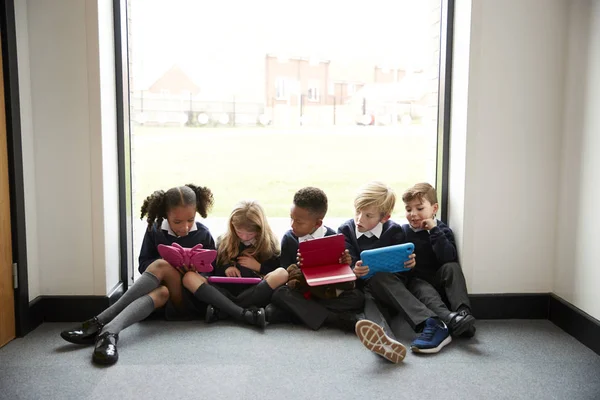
[1,0,31,337]
[436,0,454,222]
[114,0,134,291]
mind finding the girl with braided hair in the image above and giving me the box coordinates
[60,184,264,366]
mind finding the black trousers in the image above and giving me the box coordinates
[271,286,365,330]
[407,279,452,322]
[406,262,472,324]
[362,288,397,339]
[367,272,436,331]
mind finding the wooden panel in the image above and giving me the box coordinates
[0,34,16,347]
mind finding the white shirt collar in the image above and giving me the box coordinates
[241,239,257,246]
[297,225,327,242]
[161,219,197,237]
[356,222,383,239]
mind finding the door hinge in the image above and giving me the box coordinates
[12,263,18,289]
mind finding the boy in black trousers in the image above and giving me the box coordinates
[270,187,364,332]
[339,181,456,357]
[400,182,475,337]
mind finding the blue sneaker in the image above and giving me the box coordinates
[410,318,452,354]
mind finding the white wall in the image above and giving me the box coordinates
[17,0,120,297]
[554,0,600,320]
[449,0,568,293]
[13,0,599,318]
[87,0,121,294]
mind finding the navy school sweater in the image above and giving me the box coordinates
[138,221,216,274]
[280,227,337,268]
[337,219,408,269]
[401,220,458,281]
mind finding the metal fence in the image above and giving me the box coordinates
[130,91,266,127]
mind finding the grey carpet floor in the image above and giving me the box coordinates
[0,319,598,400]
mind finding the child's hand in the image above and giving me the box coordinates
[225,266,241,277]
[421,218,437,230]
[339,249,351,265]
[296,251,303,268]
[353,260,369,278]
[237,255,260,271]
[180,264,196,274]
[404,253,416,269]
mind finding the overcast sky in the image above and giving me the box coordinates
[130,0,438,95]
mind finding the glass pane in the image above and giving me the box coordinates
[128,0,443,275]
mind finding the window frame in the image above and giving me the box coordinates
[115,0,455,285]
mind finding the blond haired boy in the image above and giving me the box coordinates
[339,181,452,358]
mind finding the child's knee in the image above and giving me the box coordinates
[182,271,205,291]
[149,286,170,307]
[269,268,289,286]
[146,259,172,276]
[441,262,461,274]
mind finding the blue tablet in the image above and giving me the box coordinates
[359,243,414,280]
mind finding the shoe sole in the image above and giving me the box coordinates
[60,332,97,345]
[92,353,119,365]
[450,314,476,336]
[461,325,477,338]
[410,335,452,354]
[355,320,406,363]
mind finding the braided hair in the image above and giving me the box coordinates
[140,184,214,230]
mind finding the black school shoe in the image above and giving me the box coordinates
[205,305,230,323]
[242,307,266,329]
[265,303,292,324]
[326,312,358,333]
[60,317,103,345]
[447,311,475,336]
[92,332,119,365]
[448,307,476,338]
[461,325,477,338]
[458,307,476,338]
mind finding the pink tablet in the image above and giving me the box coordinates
[207,276,262,285]
[157,243,216,273]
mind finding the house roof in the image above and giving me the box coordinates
[148,64,200,95]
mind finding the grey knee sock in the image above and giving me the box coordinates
[101,295,155,335]
[97,271,160,324]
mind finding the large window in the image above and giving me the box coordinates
[126,0,446,274]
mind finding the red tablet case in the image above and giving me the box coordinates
[298,234,356,286]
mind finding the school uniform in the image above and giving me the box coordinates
[271,226,365,330]
[138,220,216,273]
[138,220,216,319]
[211,241,281,308]
[401,221,471,316]
[338,219,437,332]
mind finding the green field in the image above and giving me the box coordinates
[131,125,438,220]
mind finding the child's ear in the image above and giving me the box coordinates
[381,214,391,223]
[315,218,324,228]
[432,203,439,217]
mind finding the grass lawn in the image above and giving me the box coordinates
[131,125,438,221]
